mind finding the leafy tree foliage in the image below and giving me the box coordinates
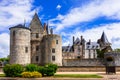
[96,49,105,58]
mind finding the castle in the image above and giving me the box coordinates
[9,13,113,66]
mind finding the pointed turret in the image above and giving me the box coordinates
[100,31,109,44]
[97,31,112,51]
[29,12,44,34]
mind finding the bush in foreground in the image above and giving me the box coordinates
[3,64,24,77]
[25,64,38,72]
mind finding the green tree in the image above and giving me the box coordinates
[114,48,120,52]
[96,49,105,58]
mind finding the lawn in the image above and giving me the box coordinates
[0,73,103,78]
[54,74,103,78]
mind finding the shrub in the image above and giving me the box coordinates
[21,71,42,78]
[31,71,42,78]
[25,64,38,72]
[46,63,58,73]
[43,63,58,76]
[21,72,32,78]
[38,66,45,76]
[3,64,24,77]
[45,67,55,76]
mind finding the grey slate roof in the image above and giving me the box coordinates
[86,42,100,50]
[101,32,109,44]
[9,24,30,30]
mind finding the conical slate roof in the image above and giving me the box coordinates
[100,31,109,44]
[30,13,43,32]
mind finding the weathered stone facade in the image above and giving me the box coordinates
[104,52,120,66]
[41,34,62,66]
[9,13,120,67]
[9,13,62,66]
[9,25,31,65]
[63,59,105,66]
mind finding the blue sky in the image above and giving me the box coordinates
[0,0,120,58]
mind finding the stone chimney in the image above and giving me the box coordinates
[50,28,53,34]
[43,23,47,31]
[89,39,91,45]
[73,36,75,45]
[80,35,83,41]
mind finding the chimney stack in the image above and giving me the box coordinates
[73,36,75,45]
[50,28,53,34]
[89,39,91,44]
[43,23,47,31]
[80,35,83,41]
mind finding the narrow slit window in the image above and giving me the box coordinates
[25,47,28,53]
[56,40,58,44]
[52,48,55,53]
[36,33,39,38]
[36,46,39,51]
[13,31,15,36]
[36,56,39,62]
[52,56,55,61]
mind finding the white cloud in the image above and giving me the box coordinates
[56,4,62,10]
[0,33,9,58]
[62,22,120,49]
[0,0,41,31]
[0,0,41,58]
[50,0,120,31]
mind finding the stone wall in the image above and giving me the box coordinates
[9,26,31,65]
[105,52,120,66]
[41,34,62,66]
[58,66,120,72]
[63,59,105,66]
[57,66,106,72]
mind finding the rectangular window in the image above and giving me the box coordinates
[52,48,55,53]
[56,40,58,44]
[36,46,39,51]
[25,47,28,53]
[52,56,55,61]
[13,31,15,36]
[36,33,39,38]
[36,56,39,62]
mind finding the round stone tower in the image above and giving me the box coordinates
[9,24,31,65]
[41,34,62,66]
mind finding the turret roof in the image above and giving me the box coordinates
[100,31,110,44]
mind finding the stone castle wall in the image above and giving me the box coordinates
[105,52,120,66]
[9,27,31,65]
[63,59,105,66]
[41,34,62,66]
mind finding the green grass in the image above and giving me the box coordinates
[0,74,5,77]
[54,74,103,78]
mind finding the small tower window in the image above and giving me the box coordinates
[52,56,55,61]
[36,56,39,62]
[36,33,39,38]
[36,46,39,51]
[56,40,58,44]
[13,31,15,36]
[25,47,28,53]
[52,48,55,53]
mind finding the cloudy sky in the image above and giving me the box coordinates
[0,0,120,58]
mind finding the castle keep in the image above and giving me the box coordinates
[10,13,120,67]
[9,13,62,66]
